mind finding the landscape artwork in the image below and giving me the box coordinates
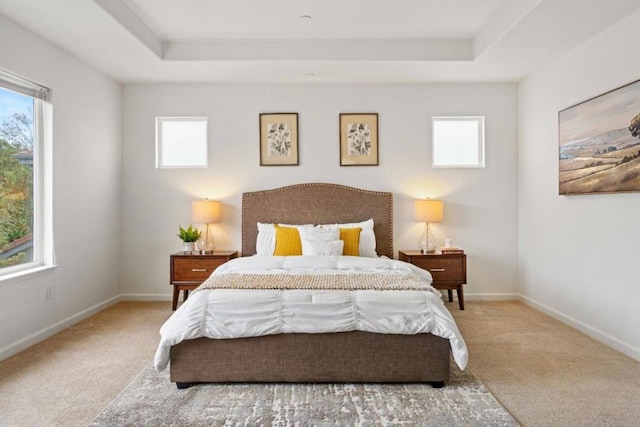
[559,79,640,195]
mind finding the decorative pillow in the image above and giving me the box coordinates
[299,226,340,255]
[273,225,303,256]
[256,222,313,256]
[339,227,362,256]
[303,239,344,256]
[323,219,377,257]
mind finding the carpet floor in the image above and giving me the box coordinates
[89,362,517,426]
[1,300,639,426]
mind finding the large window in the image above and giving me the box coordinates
[432,116,485,168]
[0,68,52,277]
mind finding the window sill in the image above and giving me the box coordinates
[0,265,58,286]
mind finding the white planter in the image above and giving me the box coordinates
[182,242,195,253]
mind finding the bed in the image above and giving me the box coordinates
[155,183,467,388]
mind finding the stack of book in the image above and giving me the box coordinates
[440,247,464,255]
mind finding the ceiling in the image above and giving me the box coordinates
[1,0,639,84]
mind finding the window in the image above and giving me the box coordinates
[156,117,208,168]
[0,68,52,277]
[432,116,485,168]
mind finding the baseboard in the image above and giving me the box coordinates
[0,295,121,362]
[119,293,172,301]
[520,295,640,362]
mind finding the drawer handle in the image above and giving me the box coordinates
[191,268,208,272]
[430,268,445,272]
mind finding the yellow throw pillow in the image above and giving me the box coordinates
[274,225,303,256]
[339,227,361,256]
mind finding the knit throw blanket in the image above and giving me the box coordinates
[195,272,431,292]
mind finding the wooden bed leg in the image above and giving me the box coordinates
[431,381,445,389]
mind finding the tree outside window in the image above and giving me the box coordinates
[0,88,34,269]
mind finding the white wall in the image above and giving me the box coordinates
[519,10,640,360]
[121,83,519,299]
[0,15,122,358]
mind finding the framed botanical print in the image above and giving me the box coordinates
[259,113,299,166]
[339,113,379,166]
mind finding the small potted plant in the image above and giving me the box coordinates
[177,225,201,253]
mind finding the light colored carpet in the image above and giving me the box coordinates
[451,300,640,427]
[1,300,639,426]
[89,363,517,426]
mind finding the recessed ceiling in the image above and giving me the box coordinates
[0,0,639,83]
[122,0,505,40]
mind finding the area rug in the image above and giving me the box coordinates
[90,362,518,426]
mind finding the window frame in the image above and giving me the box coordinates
[431,116,485,168]
[0,70,54,280]
[155,117,208,169]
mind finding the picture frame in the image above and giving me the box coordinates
[259,113,299,166]
[559,79,640,195]
[339,113,379,166]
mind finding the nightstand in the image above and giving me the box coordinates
[170,250,238,310]
[398,250,467,310]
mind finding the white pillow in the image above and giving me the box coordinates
[256,222,313,256]
[323,219,377,257]
[303,239,344,256]
[299,227,340,255]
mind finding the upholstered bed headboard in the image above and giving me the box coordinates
[242,183,393,258]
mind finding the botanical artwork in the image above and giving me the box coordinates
[266,123,291,156]
[559,79,640,195]
[347,123,371,156]
[260,113,298,166]
[340,113,378,166]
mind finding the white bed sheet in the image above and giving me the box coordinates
[154,255,468,371]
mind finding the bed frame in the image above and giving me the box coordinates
[170,183,451,388]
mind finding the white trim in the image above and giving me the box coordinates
[520,295,640,362]
[0,67,50,101]
[0,295,120,362]
[0,264,57,286]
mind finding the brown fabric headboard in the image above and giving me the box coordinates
[242,183,393,258]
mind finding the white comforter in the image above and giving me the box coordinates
[154,256,468,371]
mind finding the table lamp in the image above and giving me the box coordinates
[192,199,221,254]
[414,198,443,253]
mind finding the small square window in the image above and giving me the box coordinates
[156,117,207,168]
[432,116,485,168]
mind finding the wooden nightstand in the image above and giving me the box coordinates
[398,250,467,310]
[170,250,238,310]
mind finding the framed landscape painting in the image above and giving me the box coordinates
[259,113,299,166]
[339,113,379,166]
[559,79,640,195]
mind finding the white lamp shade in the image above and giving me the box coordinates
[192,199,221,224]
[414,199,443,222]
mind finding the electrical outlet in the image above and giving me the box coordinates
[46,284,53,300]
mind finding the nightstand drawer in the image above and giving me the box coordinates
[410,258,464,282]
[172,258,225,282]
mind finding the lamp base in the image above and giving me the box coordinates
[198,250,214,255]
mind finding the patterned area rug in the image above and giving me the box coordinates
[90,363,518,426]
